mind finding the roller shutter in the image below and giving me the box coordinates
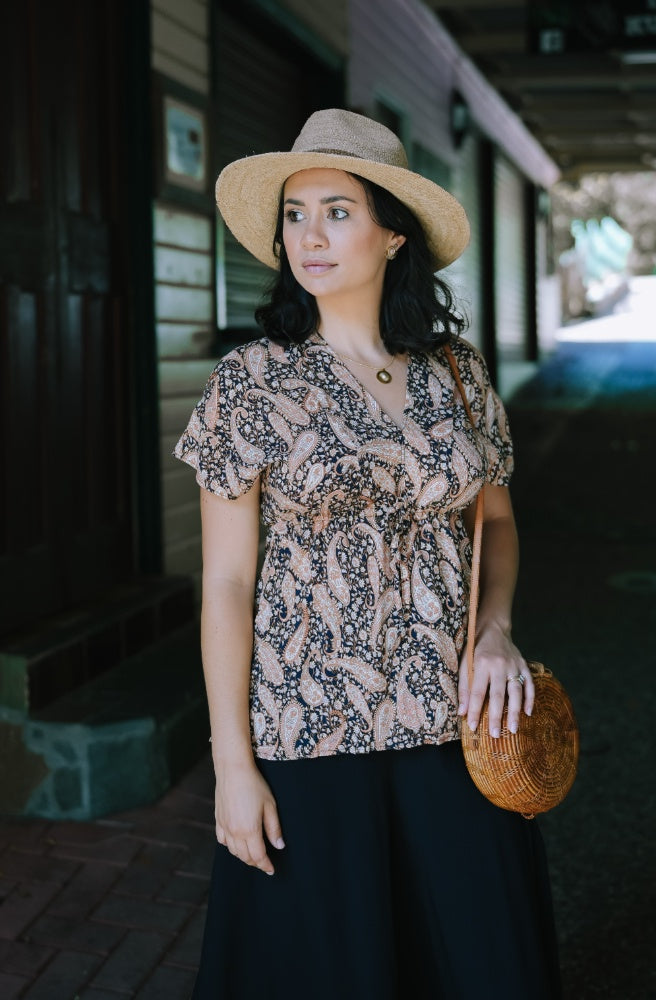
[215,6,343,336]
[494,153,527,360]
[448,132,483,352]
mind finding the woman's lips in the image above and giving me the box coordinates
[302,260,336,275]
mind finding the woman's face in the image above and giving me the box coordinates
[281,168,404,304]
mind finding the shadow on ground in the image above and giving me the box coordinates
[506,340,656,1000]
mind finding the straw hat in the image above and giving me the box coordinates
[215,108,470,271]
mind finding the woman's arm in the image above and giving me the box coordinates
[200,484,284,875]
[458,484,535,737]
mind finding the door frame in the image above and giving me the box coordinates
[123,0,162,575]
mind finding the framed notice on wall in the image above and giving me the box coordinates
[164,96,207,191]
[154,73,211,210]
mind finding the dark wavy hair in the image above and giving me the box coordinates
[254,173,467,354]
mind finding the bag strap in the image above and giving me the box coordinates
[442,343,483,691]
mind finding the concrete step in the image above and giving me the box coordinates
[0,576,195,713]
[0,623,208,821]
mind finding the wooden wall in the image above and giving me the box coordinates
[349,0,481,345]
[149,0,561,593]
[352,0,558,191]
[157,209,214,588]
[152,0,210,93]
[349,0,559,363]
[151,0,212,592]
[349,0,457,170]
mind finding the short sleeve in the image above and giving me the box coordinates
[173,351,273,499]
[452,339,514,487]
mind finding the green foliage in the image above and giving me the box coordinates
[551,172,656,276]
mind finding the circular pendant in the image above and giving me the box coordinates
[376,369,392,384]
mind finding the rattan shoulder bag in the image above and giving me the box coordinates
[444,344,579,818]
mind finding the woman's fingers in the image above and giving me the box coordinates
[504,672,525,735]
[462,649,535,736]
[245,833,275,875]
[225,832,275,875]
[484,669,508,737]
[217,801,282,875]
[263,798,286,852]
[504,664,536,732]
[522,667,536,717]
[466,676,488,733]
[214,768,282,875]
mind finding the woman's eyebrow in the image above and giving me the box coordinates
[283,195,358,206]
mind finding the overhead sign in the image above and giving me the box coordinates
[530,0,656,54]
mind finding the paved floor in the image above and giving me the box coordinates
[507,288,656,1000]
[0,756,216,999]
[1,281,655,999]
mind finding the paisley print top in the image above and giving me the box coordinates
[174,332,513,761]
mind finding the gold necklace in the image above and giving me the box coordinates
[321,338,397,384]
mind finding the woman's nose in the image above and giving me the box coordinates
[301,216,328,248]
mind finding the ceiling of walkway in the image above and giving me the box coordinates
[427,0,656,179]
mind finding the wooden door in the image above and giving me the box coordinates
[0,0,139,635]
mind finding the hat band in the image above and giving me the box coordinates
[303,147,365,157]
[298,146,408,169]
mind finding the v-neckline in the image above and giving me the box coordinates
[307,332,413,434]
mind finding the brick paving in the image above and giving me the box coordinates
[0,754,215,998]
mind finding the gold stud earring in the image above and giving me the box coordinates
[386,245,398,260]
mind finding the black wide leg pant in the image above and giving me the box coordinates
[191,743,562,1000]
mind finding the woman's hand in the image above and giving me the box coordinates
[214,760,285,875]
[457,621,535,737]
[200,484,284,874]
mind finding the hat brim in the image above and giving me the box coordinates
[215,151,470,271]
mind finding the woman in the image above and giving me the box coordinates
[175,109,561,999]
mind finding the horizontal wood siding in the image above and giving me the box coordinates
[152,0,346,590]
[150,0,212,586]
[154,207,214,359]
[350,0,485,350]
[151,0,209,94]
[349,0,558,190]
[349,0,456,169]
[154,205,214,584]
[159,359,215,591]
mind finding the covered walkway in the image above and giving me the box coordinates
[507,275,656,999]
[1,280,655,998]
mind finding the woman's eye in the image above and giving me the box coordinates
[285,209,304,223]
[328,207,348,220]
